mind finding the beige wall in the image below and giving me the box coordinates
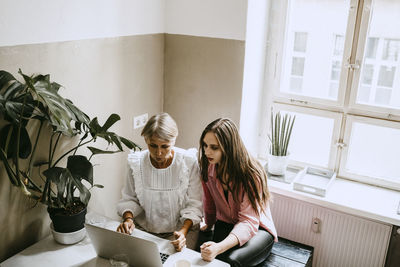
[164,34,245,149]
[0,33,246,262]
[0,34,164,261]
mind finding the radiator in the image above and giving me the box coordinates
[270,193,392,267]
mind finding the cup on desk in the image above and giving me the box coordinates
[109,254,129,267]
[174,259,191,267]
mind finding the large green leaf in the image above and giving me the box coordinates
[1,69,141,209]
[17,70,88,137]
[101,114,120,131]
[42,166,91,207]
[0,70,16,91]
[34,81,75,135]
[87,114,140,152]
[109,133,123,150]
[70,174,91,205]
[120,136,141,150]
[3,80,24,99]
[0,73,35,124]
[43,167,67,202]
[65,99,90,125]
[0,94,4,114]
[0,124,32,159]
[0,147,19,186]
[89,117,102,138]
[66,155,93,185]
[87,146,120,155]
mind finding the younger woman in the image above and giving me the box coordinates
[198,118,277,266]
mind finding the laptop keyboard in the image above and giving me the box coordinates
[159,252,170,264]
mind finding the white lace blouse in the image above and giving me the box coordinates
[117,147,203,234]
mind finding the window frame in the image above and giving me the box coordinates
[270,0,359,110]
[340,115,400,191]
[272,103,343,170]
[348,0,400,118]
[263,0,400,191]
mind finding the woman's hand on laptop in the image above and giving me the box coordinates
[116,217,135,234]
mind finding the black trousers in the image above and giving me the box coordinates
[196,220,274,267]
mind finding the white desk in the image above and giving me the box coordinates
[1,220,229,267]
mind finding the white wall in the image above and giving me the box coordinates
[165,0,248,40]
[0,0,250,47]
[0,0,165,46]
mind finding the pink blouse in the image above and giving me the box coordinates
[202,164,278,246]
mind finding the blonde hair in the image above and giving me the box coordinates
[141,113,178,141]
[199,118,270,215]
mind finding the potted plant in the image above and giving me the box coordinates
[0,69,140,242]
[267,110,295,175]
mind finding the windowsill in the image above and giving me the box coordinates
[268,176,400,226]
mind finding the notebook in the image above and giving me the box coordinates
[85,223,170,267]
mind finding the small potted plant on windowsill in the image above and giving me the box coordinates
[0,69,140,244]
[267,110,296,175]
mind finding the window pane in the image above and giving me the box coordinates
[375,87,391,105]
[290,77,303,92]
[280,0,350,100]
[329,82,339,98]
[346,122,400,182]
[334,35,345,56]
[356,1,400,109]
[280,110,334,167]
[294,32,308,52]
[377,66,395,87]
[365,37,379,59]
[330,60,341,81]
[361,64,374,85]
[382,39,400,61]
[358,86,371,103]
[291,57,305,76]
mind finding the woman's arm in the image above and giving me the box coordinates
[116,163,144,218]
[171,219,193,251]
[200,234,239,261]
[116,161,144,233]
[200,190,260,261]
[230,191,261,246]
[178,219,193,236]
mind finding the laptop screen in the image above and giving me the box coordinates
[85,223,169,267]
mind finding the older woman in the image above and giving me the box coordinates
[116,113,202,251]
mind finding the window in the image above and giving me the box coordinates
[357,37,400,107]
[264,0,400,190]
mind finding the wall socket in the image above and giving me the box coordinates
[133,113,148,129]
[311,217,321,233]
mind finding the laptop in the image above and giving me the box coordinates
[85,223,170,267]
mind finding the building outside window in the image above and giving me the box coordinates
[264,0,400,190]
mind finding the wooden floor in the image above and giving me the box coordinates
[257,237,313,267]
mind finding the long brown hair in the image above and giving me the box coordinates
[199,118,270,215]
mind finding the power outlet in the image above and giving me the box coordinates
[311,217,321,233]
[133,113,148,129]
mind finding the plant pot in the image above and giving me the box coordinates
[47,205,87,233]
[50,222,86,245]
[267,153,290,175]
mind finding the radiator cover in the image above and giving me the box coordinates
[270,193,392,267]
